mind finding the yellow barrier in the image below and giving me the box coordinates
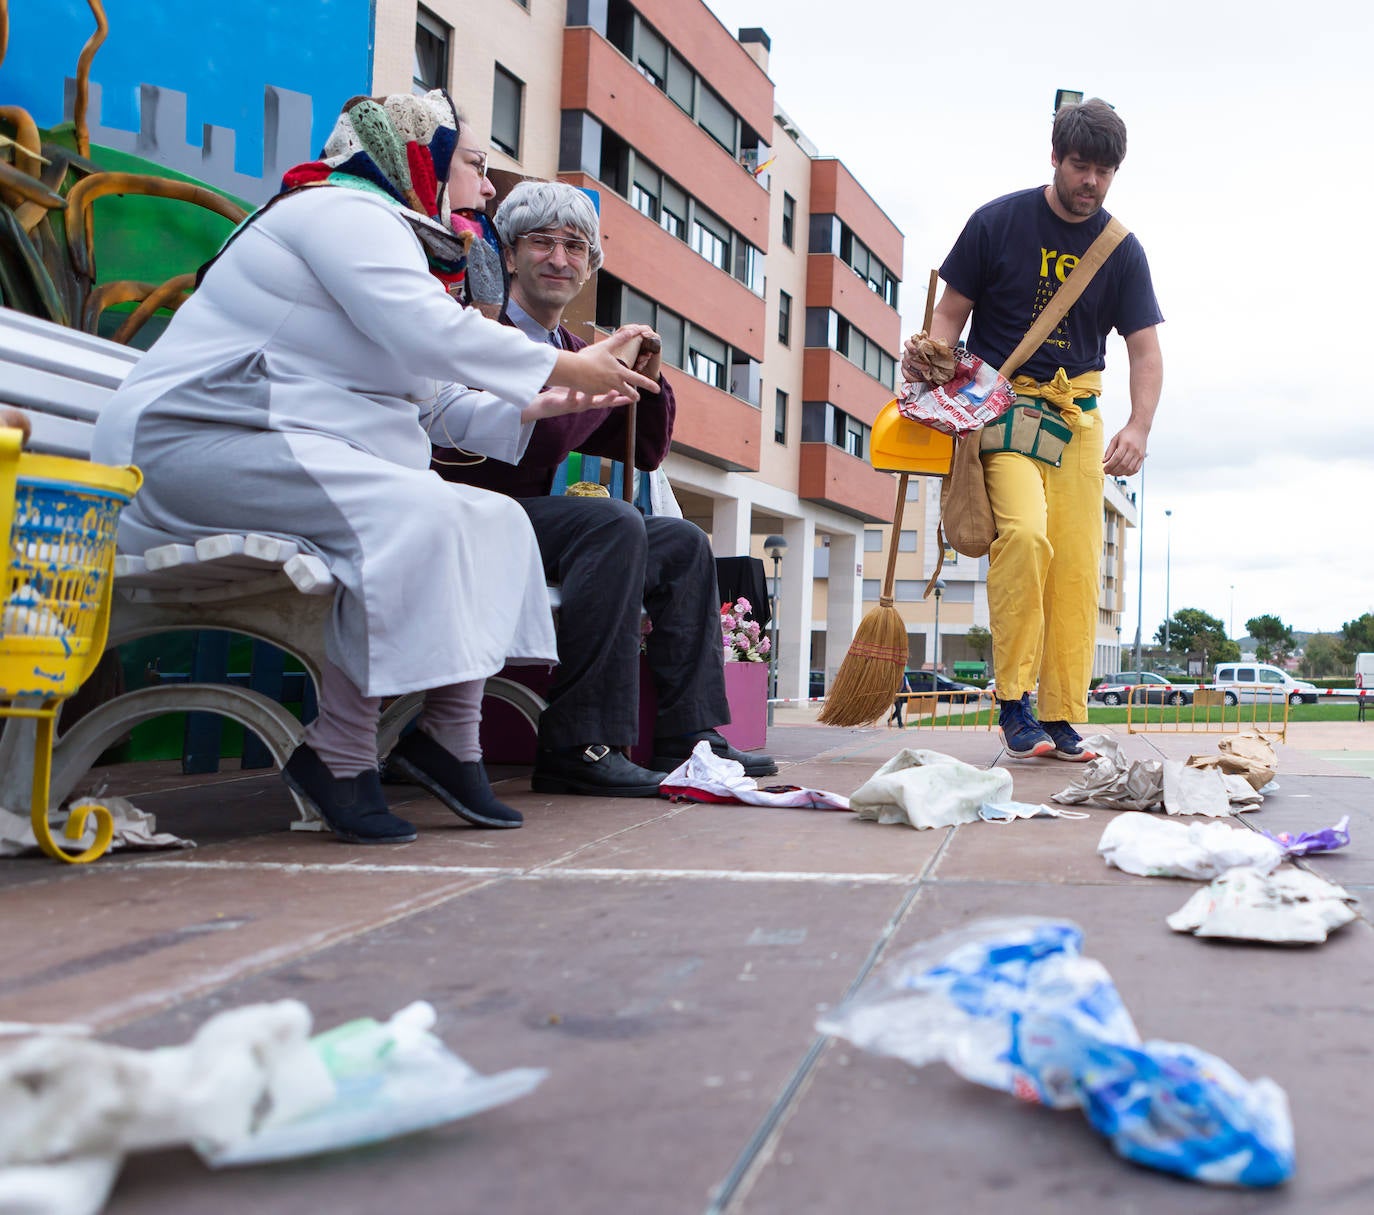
[1,429,141,863]
[1124,686,1290,743]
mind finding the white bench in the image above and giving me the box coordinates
[0,307,547,826]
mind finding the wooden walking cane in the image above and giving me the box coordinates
[818,269,940,726]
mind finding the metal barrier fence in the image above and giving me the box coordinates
[1124,687,1291,743]
[893,690,997,731]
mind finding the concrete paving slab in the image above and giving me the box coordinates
[97,876,911,1215]
[0,864,489,1029]
[736,880,1374,1215]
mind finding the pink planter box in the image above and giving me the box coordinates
[717,660,769,753]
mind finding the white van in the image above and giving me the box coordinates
[1355,653,1374,689]
[1210,663,1318,706]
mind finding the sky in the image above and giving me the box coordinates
[705,0,1374,645]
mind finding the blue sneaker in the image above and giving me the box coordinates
[998,696,1054,758]
[1041,720,1098,762]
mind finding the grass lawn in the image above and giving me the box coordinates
[936,701,1368,727]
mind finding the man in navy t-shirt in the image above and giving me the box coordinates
[903,98,1163,761]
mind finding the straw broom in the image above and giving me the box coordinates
[818,269,939,727]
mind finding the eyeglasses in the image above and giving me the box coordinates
[456,147,489,178]
[518,232,592,262]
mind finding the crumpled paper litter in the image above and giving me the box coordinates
[849,749,1012,829]
[1167,866,1357,943]
[1098,812,1285,879]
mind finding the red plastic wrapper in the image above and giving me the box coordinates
[897,350,1018,436]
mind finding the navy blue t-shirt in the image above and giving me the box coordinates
[939,187,1163,383]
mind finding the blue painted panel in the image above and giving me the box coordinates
[1,0,373,175]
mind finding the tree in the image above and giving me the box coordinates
[1155,607,1231,666]
[1246,614,1295,663]
[1300,633,1344,679]
[965,625,992,664]
[1340,613,1374,665]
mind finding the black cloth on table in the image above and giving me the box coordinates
[715,556,770,628]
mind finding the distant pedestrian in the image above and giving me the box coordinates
[889,673,912,728]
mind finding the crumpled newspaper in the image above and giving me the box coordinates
[1053,736,1263,815]
[659,741,847,809]
[1098,812,1286,879]
[0,797,194,858]
[849,749,1012,828]
[1168,866,1357,943]
[903,332,958,385]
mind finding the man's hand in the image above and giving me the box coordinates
[1,407,31,441]
[553,339,659,400]
[521,387,634,423]
[901,334,931,384]
[1103,421,1149,476]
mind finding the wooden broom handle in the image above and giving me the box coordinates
[880,269,940,600]
[622,397,637,504]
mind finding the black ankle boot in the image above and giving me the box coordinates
[387,730,523,828]
[282,744,417,844]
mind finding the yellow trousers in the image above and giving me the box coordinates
[982,409,1104,722]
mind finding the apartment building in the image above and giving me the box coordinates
[371,0,904,702]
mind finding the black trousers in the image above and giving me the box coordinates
[518,496,729,750]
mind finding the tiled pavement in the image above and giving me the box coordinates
[3,716,1373,1213]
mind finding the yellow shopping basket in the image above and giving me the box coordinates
[0,427,141,863]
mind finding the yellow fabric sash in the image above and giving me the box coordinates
[1009,368,1102,429]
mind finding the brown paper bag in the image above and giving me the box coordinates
[941,431,995,558]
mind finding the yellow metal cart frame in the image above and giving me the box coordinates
[0,428,140,863]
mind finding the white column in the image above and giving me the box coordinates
[774,517,814,704]
[710,495,752,557]
[825,529,862,689]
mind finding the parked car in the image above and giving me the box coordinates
[1355,652,1374,690]
[809,669,825,699]
[1091,671,1192,707]
[904,670,983,703]
[981,679,1031,703]
[1209,663,1318,706]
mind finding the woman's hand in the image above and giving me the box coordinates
[1,407,31,441]
[553,331,660,399]
[604,323,662,382]
[521,387,634,423]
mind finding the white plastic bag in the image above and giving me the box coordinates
[849,749,1012,829]
[1097,813,1285,879]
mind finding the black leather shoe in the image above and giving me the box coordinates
[386,730,523,828]
[651,729,779,778]
[530,744,666,797]
[282,744,417,844]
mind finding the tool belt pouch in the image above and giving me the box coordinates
[978,402,1073,467]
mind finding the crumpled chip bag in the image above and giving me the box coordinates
[897,334,1017,436]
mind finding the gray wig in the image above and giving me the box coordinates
[493,181,604,274]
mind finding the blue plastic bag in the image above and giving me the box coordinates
[817,918,1293,1186]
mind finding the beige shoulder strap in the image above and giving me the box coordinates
[998,215,1129,379]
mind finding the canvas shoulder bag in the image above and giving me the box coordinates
[935,217,1129,575]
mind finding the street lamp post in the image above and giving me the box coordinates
[932,578,946,673]
[1230,584,1235,640]
[764,534,788,726]
[1163,509,1173,660]
[1133,461,1145,670]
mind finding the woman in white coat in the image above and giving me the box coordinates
[92,92,657,844]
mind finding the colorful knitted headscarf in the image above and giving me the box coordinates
[280,90,472,294]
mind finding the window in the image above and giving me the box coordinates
[666,49,694,114]
[774,389,788,444]
[691,208,730,271]
[894,581,922,602]
[696,82,737,153]
[734,239,764,295]
[864,530,884,552]
[631,159,660,219]
[778,291,792,345]
[634,22,667,88]
[657,311,684,369]
[491,64,524,158]
[898,530,917,552]
[782,193,796,249]
[660,180,687,239]
[689,330,727,389]
[413,7,450,92]
[905,479,920,500]
[863,579,881,600]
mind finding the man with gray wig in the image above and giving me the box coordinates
[434,180,776,794]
